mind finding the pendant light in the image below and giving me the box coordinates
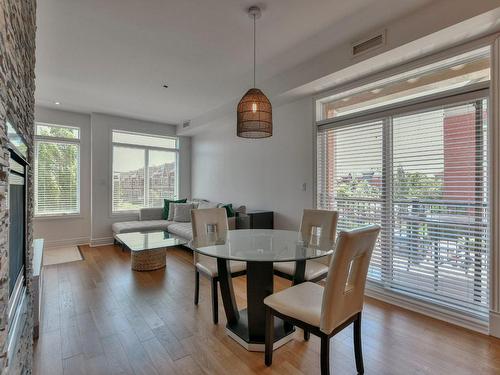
[237,6,272,138]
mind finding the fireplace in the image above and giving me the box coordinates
[9,157,26,296]
[6,121,29,364]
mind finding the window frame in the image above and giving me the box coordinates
[110,130,179,215]
[316,88,490,321]
[34,122,81,218]
[313,44,493,330]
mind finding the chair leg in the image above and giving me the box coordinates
[194,270,200,305]
[211,278,218,324]
[304,329,310,341]
[320,335,330,375]
[265,306,274,366]
[353,313,364,374]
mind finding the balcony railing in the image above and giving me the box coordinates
[318,195,489,316]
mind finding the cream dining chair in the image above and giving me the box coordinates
[264,225,380,375]
[274,209,338,282]
[191,208,246,324]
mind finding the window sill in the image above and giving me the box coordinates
[110,207,164,217]
[34,214,83,221]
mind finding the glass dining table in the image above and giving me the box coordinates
[190,229,334,351]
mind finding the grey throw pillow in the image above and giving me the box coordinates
[172,203,194,222]
[198,201,219,209]
[188,201,200,209]
[167,202,177,220]
[169,201,199,220]
[235,205,246,215]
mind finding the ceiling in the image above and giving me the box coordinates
[35,0,434,125]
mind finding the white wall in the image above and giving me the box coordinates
[33,108,191,247]
[191,97,313,230]
[33,107,92,246]
[90,113,191,245]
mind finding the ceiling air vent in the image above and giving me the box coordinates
[351,30,386,57]
[182,120,190,128]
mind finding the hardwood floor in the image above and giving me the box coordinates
[34,244,500,375]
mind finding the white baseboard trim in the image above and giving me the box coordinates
[489,311,500,337]
[365,284,489,335]
[43,237,90,248]
[90,237,114,247]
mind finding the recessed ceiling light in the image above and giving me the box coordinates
[407,77,420,83]
[371,88,382,94]
[54,101,60,105]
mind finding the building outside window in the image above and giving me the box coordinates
[34,123,81,216]
[111,130,178,212]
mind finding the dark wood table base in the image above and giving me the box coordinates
[217,258,305,351]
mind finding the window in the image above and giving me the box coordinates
[317,48,490,121]
[112,131,178,212]
[35,123,80,216]
[316,49,490,320]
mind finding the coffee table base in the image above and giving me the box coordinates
[131,247,166,271]
[225,308,295,352]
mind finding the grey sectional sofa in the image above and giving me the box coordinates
[112,203,245,243]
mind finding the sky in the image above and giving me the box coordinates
[113,147,176,172]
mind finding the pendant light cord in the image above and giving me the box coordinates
[253,13,256,88]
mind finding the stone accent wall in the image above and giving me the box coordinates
[0,1,37,374]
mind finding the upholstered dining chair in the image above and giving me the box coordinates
[264,225,380,375]
[191,208,247,324]
[274,209,338,282]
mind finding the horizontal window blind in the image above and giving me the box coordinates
[317,97,489,319]
[112,132,178,212]
[112,146,145,212]
[148,150,177,208]
[35,140,80,216]
[317,121,385,281]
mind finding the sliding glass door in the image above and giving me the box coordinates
[316,95,489,319]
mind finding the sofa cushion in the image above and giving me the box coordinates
[198,201,219,209]
[112,220,174,235]
[167,222,193,240]
[228,217,236,230]
[191,198,208,204]
[235,205,246,215]
[139,207,163,221]
[163,198,187,220]
[172,203,195,222]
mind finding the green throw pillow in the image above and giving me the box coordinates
[163,198,187,219]
[222,203,235,218]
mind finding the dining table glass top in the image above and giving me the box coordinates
[190,229,334,262]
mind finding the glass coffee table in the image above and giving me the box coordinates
[116,230,187,271]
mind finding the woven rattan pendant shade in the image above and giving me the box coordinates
[237,88,272,138]
[237,6,272,138]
